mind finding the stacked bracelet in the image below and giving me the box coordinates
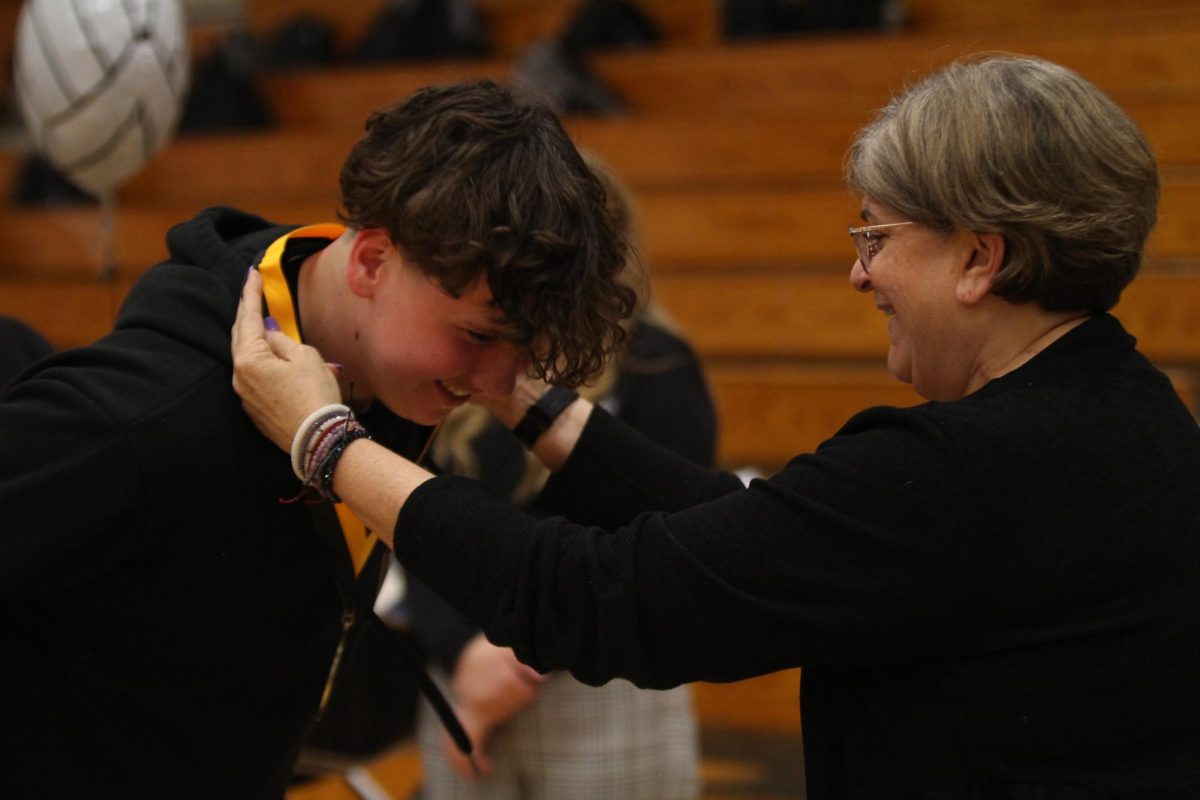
[316,426,371,503]
[289,404,372,502]
[291,404,352,481]
[512,386,579,449]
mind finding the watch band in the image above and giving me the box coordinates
[511,386,580,448]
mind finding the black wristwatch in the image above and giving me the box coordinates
[511,386,580,448]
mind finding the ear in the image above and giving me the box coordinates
[956,232,1005,306]
[346,228,393,299]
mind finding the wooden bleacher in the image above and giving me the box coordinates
[251,26,1200,126]
[244,0,721,58]
[903,0,1200,33]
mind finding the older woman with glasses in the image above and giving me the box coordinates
[232,54,1200,797]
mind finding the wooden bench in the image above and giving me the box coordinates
[0,278,119,350]
[705,363,919,467]
[5,175,1198,278]
[473,0,723,53]
[590,25,1200,118]
[244,0,721,60]
[255,24,1200,128]
[654,272,1200,366]
[113,117,854,206]
[905,0,1200,33]
[634,181,1200,270]
[100,95,1200,211]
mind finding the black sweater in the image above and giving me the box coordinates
[1,207,429,798]
[395,314,1200,798]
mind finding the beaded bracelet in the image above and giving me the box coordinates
[291,404,353,481]
[315,426,372,503]
[306,415,356,476]
[285,402,374,503]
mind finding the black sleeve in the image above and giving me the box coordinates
[537,406,742,528]
[394,405,972,689]
[404,571,482,673]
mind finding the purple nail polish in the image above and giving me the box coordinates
[264,316,281,332]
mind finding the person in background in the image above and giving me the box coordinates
[408,151,714,798]
[0,80,632,798]
[232,55,1200,797]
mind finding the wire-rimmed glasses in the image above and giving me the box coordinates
[848,221,914,272]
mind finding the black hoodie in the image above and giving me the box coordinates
[0,207,429,798]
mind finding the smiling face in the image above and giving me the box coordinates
[346,232,528,425]
[849,199,982,401]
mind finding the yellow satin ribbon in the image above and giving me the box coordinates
[257,223,379,576]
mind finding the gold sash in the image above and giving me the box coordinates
[256,224,380,576]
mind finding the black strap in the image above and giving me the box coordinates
[350,587,479,773]
[512,386,579,448]
[306,474,479,773]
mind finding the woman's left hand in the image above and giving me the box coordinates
[231,269,342,452]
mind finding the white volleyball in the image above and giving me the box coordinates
[13,0,189,197]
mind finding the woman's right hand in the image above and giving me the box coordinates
[470,372,552,430]
[231,269,342,452]
[472,374,593,473]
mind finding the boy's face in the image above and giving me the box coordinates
[351,240,526,425]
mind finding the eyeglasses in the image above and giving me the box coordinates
[848,221,914,272]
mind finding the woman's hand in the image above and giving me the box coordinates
[472,372,593,473]
[470,371,551,429]
[231,269,342,452]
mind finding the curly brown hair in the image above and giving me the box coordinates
[338,80,636,387]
